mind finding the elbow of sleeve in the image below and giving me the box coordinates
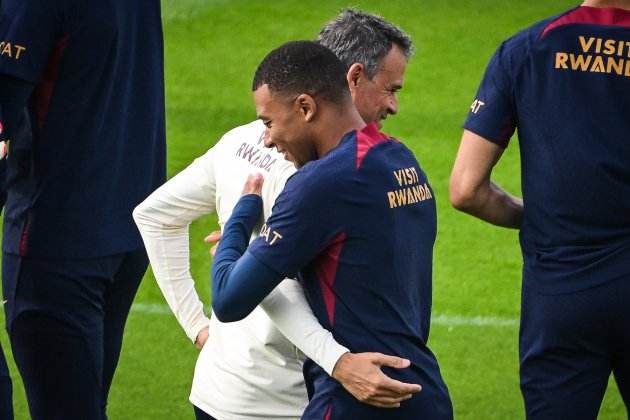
[132,200,158,231]
[132,203,146,226]
[212,299,247,323]
[210,265,247,323]
[211,252,274,323]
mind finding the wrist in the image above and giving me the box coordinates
[331,351,352,380]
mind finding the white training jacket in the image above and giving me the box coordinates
[133,120,348,420]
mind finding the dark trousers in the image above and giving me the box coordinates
[520,275,630,420]
[194,406,218,420]
[2,250,148,420]
[0,342,12,420]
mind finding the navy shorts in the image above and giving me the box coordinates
[193,406,217,420]
[2,249,147,420]
[519,275,630,419]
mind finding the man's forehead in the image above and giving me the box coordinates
[254,84,272,103]
[254,84,274,115]
[374,44,408,86]
[254,85,295,115]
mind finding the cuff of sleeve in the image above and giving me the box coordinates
[321,342,350,377]
[462,124,510,149]
[186,316,211,344]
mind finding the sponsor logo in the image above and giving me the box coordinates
[470,99,486,114]
[260,223,283,245]
[554,36,630,77]
[0,41,27,60]
[235,142,277,172]
[387,166,434,209]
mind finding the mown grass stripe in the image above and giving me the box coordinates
[130,303,519,327]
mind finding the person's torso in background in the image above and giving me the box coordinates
[0,0,166,258]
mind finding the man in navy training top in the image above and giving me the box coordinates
[0,0,166,418]
[211,41,453,419]
[449,1,630,419]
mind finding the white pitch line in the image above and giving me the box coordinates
[130,303,173,315]
[161,0,233,21]
[432,314,518,328]
[130,303,519,328]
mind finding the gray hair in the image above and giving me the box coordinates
[316,9,414,79]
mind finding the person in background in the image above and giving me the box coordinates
[0,0,166,418]
[450,1,630,418]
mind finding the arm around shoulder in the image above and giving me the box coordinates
[260,279,349,376]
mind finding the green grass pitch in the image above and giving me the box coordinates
[0,0,626,418]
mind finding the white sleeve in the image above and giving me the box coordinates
[133,148,216,343]
[260,280,349,376]
[259,162,349,376]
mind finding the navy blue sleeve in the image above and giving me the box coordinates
[0,102,6,209]
[463,42,517,148]
[211,194,285,322]
[0,0,65,83]
[248,168,342,277]
[0,73,35,138]
[0,90,5,209]
[0,73,32,209]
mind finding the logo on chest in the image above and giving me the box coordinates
[387,167,433,209]
[235,142,277,172]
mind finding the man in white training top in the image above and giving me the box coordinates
[134,9,418,419]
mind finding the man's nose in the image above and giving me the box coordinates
[387,95,398,115]
[263,129,273,148]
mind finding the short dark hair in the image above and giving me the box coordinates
[252,41,350,105]
[317,9,414,78]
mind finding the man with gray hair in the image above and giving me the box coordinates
[317,9,413,128]
[135,8,429,420]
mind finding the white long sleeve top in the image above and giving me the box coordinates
[133,120,348,420]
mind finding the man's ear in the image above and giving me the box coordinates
[294,94,317,122]
[346,62,366,95]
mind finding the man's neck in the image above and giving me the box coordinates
[582,0,630,10]
[315,103,366,158]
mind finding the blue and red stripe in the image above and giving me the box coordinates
[541,6,630,38]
